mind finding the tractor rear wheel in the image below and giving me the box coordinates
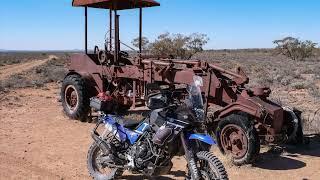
[61,75,90,122]
[216,114,260,166]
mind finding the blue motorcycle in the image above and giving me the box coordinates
[87,76,228,180]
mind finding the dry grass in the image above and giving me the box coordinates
[303,109,320,134]
[0,52,49,66]
[193,49,320,96]
[0,54,68,91]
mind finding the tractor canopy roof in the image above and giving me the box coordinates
[72,0,160,10]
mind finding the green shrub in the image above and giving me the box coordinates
[290,82,307,90]
[136,32,209,59]
[131,36,150,51]
[273,37,317,61]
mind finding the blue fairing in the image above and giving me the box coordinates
[188,134,216,145]
[125,130,140,144]
[104,115,150,145]
[125,123,150,144]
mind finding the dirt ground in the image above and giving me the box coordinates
[0,84,319,180]
[0,55,56,80]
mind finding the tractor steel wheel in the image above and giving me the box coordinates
[216,114,260,165]
[220,124,248,159]
[61,75,90,122]
[64,85,79,112]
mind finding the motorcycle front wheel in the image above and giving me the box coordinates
[87,142,123,180]
[187,151,228,180]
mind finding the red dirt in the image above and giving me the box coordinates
[0,84,320,180]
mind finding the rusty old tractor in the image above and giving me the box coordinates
[61,0,304,165]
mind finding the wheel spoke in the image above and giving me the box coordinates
[92,146,115,176]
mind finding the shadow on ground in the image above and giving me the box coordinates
[121,170,186,180]
[253,134,320,170]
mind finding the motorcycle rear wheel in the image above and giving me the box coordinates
[87,143,123,180]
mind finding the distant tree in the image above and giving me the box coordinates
[149,32,209,59]
[171,33,190,58]
[273,37,317,61]
[149,32,175,57]
[186,33,209,53]
[131,36,150,51]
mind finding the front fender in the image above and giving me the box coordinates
[188,134,216,145]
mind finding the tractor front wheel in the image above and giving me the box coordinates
[61,75,90,122]
[216,114,260,166]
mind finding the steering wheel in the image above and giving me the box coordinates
[94,46,107,64]
[98,51,107,64]
[94,46,99,54]
[120,51,129,58]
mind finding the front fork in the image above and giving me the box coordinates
[180,132,200,180]
[91,119,111,154]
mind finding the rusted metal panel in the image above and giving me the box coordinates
[72,0,160,10]
[114,66,143,79]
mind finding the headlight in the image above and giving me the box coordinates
[193,75,203,87]
[194,108,205,121]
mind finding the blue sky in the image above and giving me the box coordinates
[0,0,319,50]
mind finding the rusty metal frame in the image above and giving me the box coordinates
[72,0,160,10]
[85,6,88,54]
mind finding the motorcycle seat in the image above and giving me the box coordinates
[112,116,142,129]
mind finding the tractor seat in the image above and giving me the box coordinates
[111,116,142,129]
